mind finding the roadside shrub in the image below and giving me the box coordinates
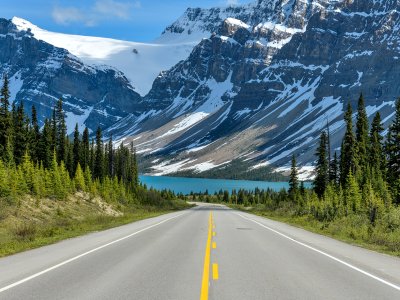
[13,223,37,241]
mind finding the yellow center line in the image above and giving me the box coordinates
[200,212,212,300]
[212,232,216,237]
[212,242,216,249]
[212,263,219,280]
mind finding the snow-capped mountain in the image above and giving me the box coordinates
[2,0,399,176]
[105,0,400,175]
[0,18,147,134]
[12,17,199,96]
[0,16,201,134]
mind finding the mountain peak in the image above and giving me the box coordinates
[12,16,37,32]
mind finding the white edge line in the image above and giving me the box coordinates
[0,212,187,293]
[235,212,400,292]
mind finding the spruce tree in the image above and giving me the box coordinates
[81,127,90,170]
[13,104,28,165]
[340,103,357,186]
[326,120,331,176]
[89,138,95,174]
[288,154,299,196]
[73,123,80,173]
[132,145,138,187]
[345,170,361,214]
[108,136,114,177]
[0,74,10,112]
[104,142,109,178]
[93,127,104,180]
[0,75,11,159]
[369,112,384,176]
[74,163,86,191]
[386,98,400,204]
[29,105,40,163]
[51,108,57,153]
[329,151,339,185]
[66,137,74,176]
[128,142,139,187]
[55,99,67,163]
[314,131,329,198]
[4,136,14,167]
[39,119,52,169]
[355,93,369,176]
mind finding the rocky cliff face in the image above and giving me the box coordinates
[0,18,143,133]
[107,0,400,175]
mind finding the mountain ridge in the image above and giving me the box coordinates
[108,0,399,177]
[1,0,399,178]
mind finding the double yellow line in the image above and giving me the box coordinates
[200,212,218,300]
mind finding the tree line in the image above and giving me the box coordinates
[288,93,400,223]
[0,75,146,203]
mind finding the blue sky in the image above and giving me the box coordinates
[1,0,253,42]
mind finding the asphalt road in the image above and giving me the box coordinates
[1,203,400,299]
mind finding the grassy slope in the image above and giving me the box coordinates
[0,193,190,257]
[229,204,400,257]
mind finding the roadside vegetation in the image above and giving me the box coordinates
[186,95,400,256]
[0,75,189,257]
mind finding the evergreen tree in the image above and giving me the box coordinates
[288,154,299,196]
[0,75,11,159]
[386,98,400,204]
[74,163,86,191]
[13,104,28,165]
[73,123,80,173]
[326,120,331,176]
[4,136,14,167]
[108,136,114,177]
[93,127,104,180]
[314,131,329,198]
[66,137,74,176]
[369,112,384,176]
[55,99,67,163]
[39,119,52,169]
[29,105,40,163]
[340,103,357,186]
[329,152,339,185]
[130,142,138,187]
[355,93,369,176]
[51,108,57,153]
[81,127,90,170]
[0,74,10,112]
[89,138,95,174]
[344,170,361,214]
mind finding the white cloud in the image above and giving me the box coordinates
[226,0,239,5]
[52,6,85,25]
[52,0,141,26]
[94,0,136,20]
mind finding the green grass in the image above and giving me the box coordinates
[0,194,192,257]
[229,204,400,257]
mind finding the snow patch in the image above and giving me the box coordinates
[186,160,231,173]
[151,159,192,176]
[275,165,315,181]
[225,18,250,30]
[250,161,270,170]
[8,71,24,103]
[65,106,93,135]
[160,112,209,138]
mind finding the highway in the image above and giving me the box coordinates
[0,203,400,299]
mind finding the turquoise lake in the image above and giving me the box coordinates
[139,175,312,195]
